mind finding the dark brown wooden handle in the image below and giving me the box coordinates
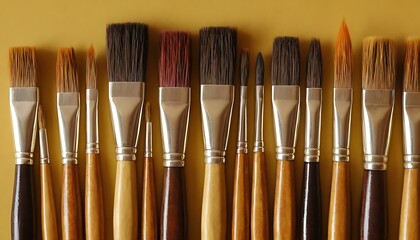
[251,152,269,240]
[62,164,83,240]
[142,156,157,240]
[299,162,322,240]
[399,168,420,239]
[232,153,250,240]
[360,170,387,240]
[11,164,35,240]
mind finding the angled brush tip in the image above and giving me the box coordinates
[38,105,45,129]
[256,52,264,86]
[334,20,352,88]
[306,38,322,88]
[271,37,300,86]
[56,48,79,92]
[404,38,420,92]
[9,47,38,87]
[87,45,97,89]
[240,49,250,86]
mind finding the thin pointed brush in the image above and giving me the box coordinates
[360,37,396,239]
[9,47,38,239]
[159,31,191,240]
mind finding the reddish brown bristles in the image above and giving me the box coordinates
[9,47,38,87]
[38,105,46,129]
[404,38,420,92]
[87,45,97,89]
[56,48,79,92]
[334,20,352,88]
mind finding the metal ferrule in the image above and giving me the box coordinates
[86,89,99,154]
[145,122,152,158]
[200,85,234,164]
[39,128,50,164]
[159,87,190,167]
[272,85,300,161]
[253,86,264,153]
[403,92,420,169]
[304,88,322,163]
[362,89,395,171]
[109,82,144,161]
[57,92,80,165]
[9,87,39,165]
[333,88,353,162]
[237,86,248,154]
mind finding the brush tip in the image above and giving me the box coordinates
[256,52,264,86]
[271,37,300,86]
[145,102,150,122]
[38,105,45,129]
[240,49,250,86]
[87,45,97,89]
[9,47,38,87]
[56,48,78,92]
[334,20,352,88]
[306,38,322,88]
[404,38,420,92]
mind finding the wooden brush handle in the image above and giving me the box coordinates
[299,162,322,240]
[142,156,158,240]
[251,152,269,240]
[201,163,226,240]
[114,160,138,240]
[62,164,83,240]
[328,161,351,240]
[360,170,387,239]
[41,164,58,240]
[11,164,35,239]
[399,168,420,239]
[273,160,296,240]
[85,153,104,240]
[232,152,250,240]
[161,167,186,240]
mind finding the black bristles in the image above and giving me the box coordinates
[306,39,322,88]
[240,49,250,86]
[256,52,264,86]
[271,37,300,86]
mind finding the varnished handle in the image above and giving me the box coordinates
[142,156,158,240]
[202,163,226,240]
[160,167,186,240]
[41,164,58,240]
[299,162,322,240]
[85,153,104,240]
[360,170,387,239]
[251,152,269,240]
[62,164,83,240]
[11,164,35,240]
[399,168,420,239]
[232,153,250,240]
[114,160,138,240]
[328,161,351,240]
[273,160,296,240]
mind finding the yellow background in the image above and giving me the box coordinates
[0,0,416,239]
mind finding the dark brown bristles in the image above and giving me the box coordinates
[87,45,97,89]
[199,27,237,85]
[159,31,191,87]
[240,49,249,86]
[145,102,150,122]
[334,20,352,88]
[106,23,148,83]
[306,39,322,88]
[256,53,264,86]
[362,37,396,90]
[38,105,45,129]
[404,38,420,92]
[271,37,300,86]
[56,48,78,93]
[9,47,38,87]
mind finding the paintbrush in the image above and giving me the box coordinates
[299,39,323,239]
[158,31,191,240]
[399,38,420,239]
[85,45,104,239]
[251,53,269,240]
[200,27,236,240]
[328,20,353,240]
[232,49,250,240]
[9,47,38,239]
[271,37,301,240]
[106,23,148,240]
[360,37,395,239]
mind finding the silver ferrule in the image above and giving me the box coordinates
[362,89,395,171]
[57,92,80,165]
[304,88,322,163]
[86,89,99,154]
[272,85,300,161]
[109,82,144,161]
[9,87,39,165]
[253,86,264,153]
[145,122,152,158]
[237,86,248,154]
[159,87,190,167]
[39,128,50,164]
[201,85,234,164]
[333,88,353,162]
[403,92,420,169]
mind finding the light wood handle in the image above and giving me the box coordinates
[399,168,420,240]
[113,160,138,240]
[201,163,226,240]
[85,153,104,240]
[232,153,250,240]
[251,152,269,240]
[41,164,58,240]
[142,156,157,240]
[62,164,83,240]
[328,161,351,240]
[273,160,296,240]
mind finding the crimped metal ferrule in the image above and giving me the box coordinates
[333,88,353,162]
[39,129,50,164]
[86,89,99,154]
[237,86,248,154]
[145,122,152,158]
[403,92,420,169]
[304,88,322,163]
[253,86,264,153]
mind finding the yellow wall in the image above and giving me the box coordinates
[0,0,416,239]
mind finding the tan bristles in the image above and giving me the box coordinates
[145,102,150,122]
[404,38,420,92]
[56,48,79,92]
[334,21,352,88]
[38,105,45,129]
[86,45,97,89]
[9,47,38,87]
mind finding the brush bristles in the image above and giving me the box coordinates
[240,49,250,86]
[106,23,148,83]
[334,21,352,88]
[87,45,97,89]
[38,105,45,129]
[362,37,396,90]
[404,38,420,92]
[9,47,38,87]
[199,27,237,85]
[159,31,191,87]
[306,39,322,88]
[145,102,150,122]
[56,48,78,92]
[271,37,300,86]
[256,53,264,86]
